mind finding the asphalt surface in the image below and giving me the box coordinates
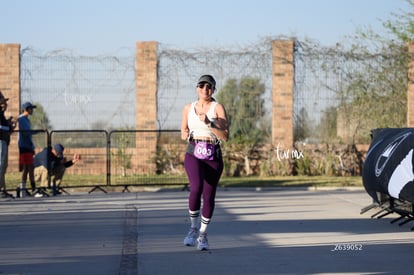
[1,187,414,275]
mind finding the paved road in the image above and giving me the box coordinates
[0,188,413,275]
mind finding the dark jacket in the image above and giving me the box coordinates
[18,114,35,152]
[34,147,74,170]
[0,110,11,145]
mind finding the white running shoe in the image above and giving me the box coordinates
[183,227,199,246]
[197,233,209,251]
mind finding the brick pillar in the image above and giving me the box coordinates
[272,40,294,149]
[407,42,414,127]
[135,41,158,173]
[0,44,20,173]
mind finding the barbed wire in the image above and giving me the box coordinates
[20,36,403,142]
[20,47,136,130]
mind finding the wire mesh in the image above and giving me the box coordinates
[157,41,273,130]
[293,40,408,144]
[20,48,136,131]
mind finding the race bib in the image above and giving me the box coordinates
[193,142,215,160]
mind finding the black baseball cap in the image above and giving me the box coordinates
[197,75,216,88]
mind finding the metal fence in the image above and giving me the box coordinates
[9,129,188,194]
[20,48,136,131]
[19,40,375,144]
[15,39,396,183]
[20,41,273,131]
[156,42,273,129]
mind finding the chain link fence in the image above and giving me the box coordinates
[16,38,403,179]
[157,41,273,129]
[20,48,136,130]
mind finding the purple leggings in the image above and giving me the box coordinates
[184,151,223,219]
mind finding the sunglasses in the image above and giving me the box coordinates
[197,83,213,90]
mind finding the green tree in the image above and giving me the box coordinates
[215,77,268,176]
[294,107,312,142]
[30,102,52,130]
[304,1,413,144]
[383,0,414,43]
[216,77,267,142]
[342,1,412,142]
[112,132,133,177]
[316,106,337,143]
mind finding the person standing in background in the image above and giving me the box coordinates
[0,91,16,198]
[18,102,37,196]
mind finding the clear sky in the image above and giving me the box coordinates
[1,0,409,55]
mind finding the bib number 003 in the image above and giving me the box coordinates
[193,142,215,160]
